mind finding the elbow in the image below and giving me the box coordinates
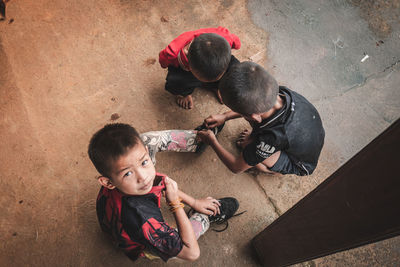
[190,250,201,262]
[186,248,200,262]
[232,169,241,174]
[178,245,200,262]
[230,167,243,174]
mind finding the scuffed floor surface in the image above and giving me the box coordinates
[1,0,399,266]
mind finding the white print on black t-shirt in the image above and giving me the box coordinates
[256,141,276,158]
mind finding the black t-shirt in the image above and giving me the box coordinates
[96,173,183,262]
[243,87,325,173]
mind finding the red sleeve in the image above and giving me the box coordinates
[209,26,241,50]
[159,30,197,68]
[159,44,180,68]
[142,218,183,261]
[158,27,241,68]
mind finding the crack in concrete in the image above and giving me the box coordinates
[342,72,375,93]
[253,176,282,216]
[343,58,399,93]
[383,59,400,73]
[312,58,400,103]
[369,105,394,124]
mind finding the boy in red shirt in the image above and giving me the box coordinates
[159,27,241,109]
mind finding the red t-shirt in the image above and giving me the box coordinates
[159,26,241,70]
[96,173,183,262]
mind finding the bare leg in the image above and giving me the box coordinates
[176,95,193,109]
[255,151,281,174]
[254,163,275,174]
[237,130,281,175]
[262,151,281,168]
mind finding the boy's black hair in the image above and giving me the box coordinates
[188,33,231,81]
[88,123,142,178]
[219,61,279,115]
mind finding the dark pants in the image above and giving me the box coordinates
[165,55,239,96]
[270,151,315,176]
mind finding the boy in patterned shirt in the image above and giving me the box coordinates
[88,123,239,262]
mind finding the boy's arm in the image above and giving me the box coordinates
[159,30,199,69]
[197,130,251,174]
[173,208,200,261]
[204,110,242,128]
[209,26,241,50]
[178,190,220,215]
[165,177,200,261]
[159,45,179,68]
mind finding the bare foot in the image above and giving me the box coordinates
[236,129,252,148]
[176,95,193,109]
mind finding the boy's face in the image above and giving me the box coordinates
[99,142,156,196]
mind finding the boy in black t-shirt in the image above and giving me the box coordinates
[197,61,325,175]
[88,124,240,262]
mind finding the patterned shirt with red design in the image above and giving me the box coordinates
[96,173,183,262]
[158,26,241,70]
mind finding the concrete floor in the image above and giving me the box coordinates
[0,0,399,266]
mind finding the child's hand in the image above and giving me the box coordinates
[164,177,180,203]
[196,130,216,145]
[204,114,225,128]
[193,197,221,216]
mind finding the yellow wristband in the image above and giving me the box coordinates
[167,198,182,207]
[170,202,185,213]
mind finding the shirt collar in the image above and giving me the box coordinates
[256,89,291,129]
[178,49,190,71]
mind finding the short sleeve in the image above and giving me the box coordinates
[121,193,180,262]
[243,133,281,166]
[212,26,241,49]
[159,30,197,68]
[142,218,183,261]
[159,46,179,68]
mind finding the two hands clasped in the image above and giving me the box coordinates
[195,114,226,145]
[164,176,221,216]
[163,114,228,215]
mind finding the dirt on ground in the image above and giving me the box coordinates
[349,0,400,38]
[0,0,270,266]
[1,0,399,266]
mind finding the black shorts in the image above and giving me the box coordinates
[164,55,239,96]
[165,66,206,96]
[270,151,315,176]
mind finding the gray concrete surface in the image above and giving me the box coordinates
[0,0,399,266]
[248,0,400,266]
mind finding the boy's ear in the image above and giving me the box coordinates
[250,113,263,123]
[275,95,281,106]
[98,176,116,190]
